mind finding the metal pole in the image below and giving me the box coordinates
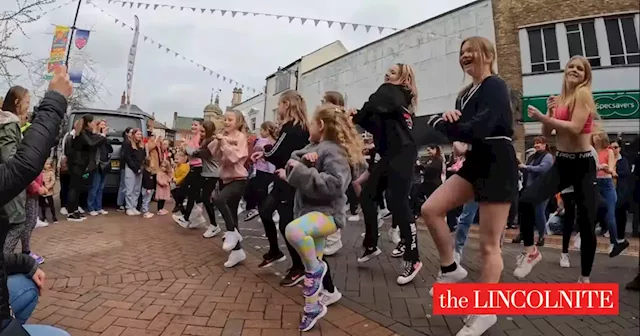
[64,0,83,65]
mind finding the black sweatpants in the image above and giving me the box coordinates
[260,183,304,271]
[202,177,219,226]
[346,183,359,216]
[183,167,203,219]
[519,151,597,277]
[213,180,247,251]
[362,152,418,262]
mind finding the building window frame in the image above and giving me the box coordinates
[604,15,640,65]
[274,72,290,94]
[527,26,561,73]
[565,20,601,67]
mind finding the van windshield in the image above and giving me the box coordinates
[70,113,143,141]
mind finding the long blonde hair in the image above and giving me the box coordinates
[558,55,599,132]
[393,63,418,114]
[225,110,248,134]
[314,104,365,166]
[457,36,497,98]
[279,90,308,129]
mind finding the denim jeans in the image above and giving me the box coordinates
[534,199,550,239]
[141,188,154,213]
[124,167,142,210]
[455,201,479,253]
[597,178,618,244]
[87,171,106,212]
[117,169,126,207]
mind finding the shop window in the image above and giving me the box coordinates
[565,20,601,67]
[527,27,561,72]
[605,16,640,65]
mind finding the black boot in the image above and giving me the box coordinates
[626,273,640,291]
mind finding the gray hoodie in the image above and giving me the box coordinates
[0,111,26,224]
[286,141,354,229]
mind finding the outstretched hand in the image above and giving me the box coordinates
[48,65,73,98]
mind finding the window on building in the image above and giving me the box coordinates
[605,16,640,65]
[250,117,256,131]
[275,72,290,94]
[565,21,601,67]
[528,27,561,72]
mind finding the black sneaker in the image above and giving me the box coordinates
[511,233,522,243]
[391,242,405,258]
[536,237,545,247]
[67,212,84,222]
[259,251,286,268]
[357,247,382,263]
[244,209,259,222]
[610,240,630,257]
[397,260,423,285]
[280,268,305,287]
[117,206,126,212]
[626,273,640,291]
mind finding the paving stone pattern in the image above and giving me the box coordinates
[29,209,639,336]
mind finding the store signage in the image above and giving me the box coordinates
[522,91,640,122]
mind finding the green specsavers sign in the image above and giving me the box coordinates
[522,90,640,122]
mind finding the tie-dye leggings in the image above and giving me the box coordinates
[284,212,338,273]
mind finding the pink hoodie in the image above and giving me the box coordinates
[186,133,202,167]
[208,131,248,184]
[27,172,44,198]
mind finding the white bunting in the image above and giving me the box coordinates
[339,22,346,29]
[352,24,357,31]
[314,19,320,26]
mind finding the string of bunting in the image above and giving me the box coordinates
[89,2,264,93]
[102,0,400,34]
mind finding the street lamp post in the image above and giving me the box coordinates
[64,0,83,65]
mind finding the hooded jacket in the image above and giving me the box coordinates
[0,90,66,323]
[0,110,26,224]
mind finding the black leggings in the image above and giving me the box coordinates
[213,180,247,251]
[561,192,577,253]
[322,256,335,293]
[519,151,597,277]
[246,171,275,212]
[202,177,219,226]
[39,195,57,222]
[183,167,203,219]
[260,184,304,270]
[346,183,359,216]
[362,153,418,262]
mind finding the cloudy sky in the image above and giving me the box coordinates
[2,0,474,126]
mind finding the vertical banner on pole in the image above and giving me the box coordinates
[126,15,140,105]
[68,29,90,83]
[44,25,70,80]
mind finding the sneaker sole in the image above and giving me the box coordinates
[203,228,222,238]
[390,251,405,258]
[67,218,84,222]
[281,274,305,287]
[397,262,423,285]
[321,291,342,306]
[244,213,259,221]
[259,255,287,268]
[300,305,328,332]
[357,248,382,263]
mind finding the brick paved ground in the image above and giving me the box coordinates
[28,206,639,336]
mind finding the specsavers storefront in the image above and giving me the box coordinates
[522,90,640,147]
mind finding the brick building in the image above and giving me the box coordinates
[493,0,640,153]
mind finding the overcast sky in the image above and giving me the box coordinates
[2,0,474,126]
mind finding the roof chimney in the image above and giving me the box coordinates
[120,91,126,105]
[231,87,243,106]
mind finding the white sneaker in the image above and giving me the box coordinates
[323,240,343,256]
[143,212,154,219]
[456,314,497,336]
[429,264,468,296]
[560,253,570,268]
[573,236,581,249]
[35,219,49,228]
[578,276,590,283]
[320,289,342,306]
[222,229,243,252]
[78,207,85,214]
[272,211,280,223]
[203,225,221,238]
[60,207,68,215]
[133,209,141,215]
[89,211,99,216]
[377,217,384,228]
[454,251,462,264]
[172,214,189,228]
[224,249,246,268]
[513,248,542,279]
[348,214,360,222]
[378,209,391,219]
[388,227,401,244]
[98,209,108,215]
[126,209,138,216]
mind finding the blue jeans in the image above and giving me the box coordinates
[455,201,479,253]
[597,178,618,244]
[141,188,154,213]
[534,199,549,239]
[117,169,126,207]
[124,167,142,210]
[87,171,106,212]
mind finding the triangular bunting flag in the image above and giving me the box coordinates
[182,56,186,60]
[166,48,170,53]
[143,36,148,41]
[242,12,248,16]
[122,22,126,27]
[130,26,133,31]
[153,4,158,9]
[352,24,358,31]
[365,25,371,33]
[121,2,125,7]
[203,67,206,71]
[145,4,149,9]
[201,8,205,13]
[137,3,141,8]
[301,18,307,25]
[174,52,178,57]
[253,13,258,16]
[158,44,162,48]
[210,9,215,14]
[221,10,226,16]
[231,11,237,17]
[378,27,384,33]
[210,70,213,75]
[223,76,226,81]
[129,2,133,8]
[190,60,193,63]
[180,7,184,11]
[217,74,220,79]
[170,6,174,9]
[327,21,334,28]
[288,17,294,23]
[191,7,196,12]
[339,22,346,29]
[115,18,118,23]
[108,0,112,3]
[314,19,320,26]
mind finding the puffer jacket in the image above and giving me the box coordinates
[0,90,66,323]
[0,110,26,224]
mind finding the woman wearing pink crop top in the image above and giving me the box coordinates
[516,55,627,284]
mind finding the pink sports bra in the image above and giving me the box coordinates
[553,106,593,134]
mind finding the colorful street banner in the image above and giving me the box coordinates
[68,29,90,83]
[126,15,140,104]
[44,25,70,80]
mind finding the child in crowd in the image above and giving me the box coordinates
[23,170,47,264]
[208,110,249,268]
[172,152,190,214]
[243,121,277,222]
[281,104,365,331]
[40,158,58,224]
[141,158,155,219]
[156,160,172,215]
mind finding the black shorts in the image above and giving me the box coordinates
[457,140,518,203]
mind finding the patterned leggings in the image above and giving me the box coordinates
[4,198,38,254]
[285,212,338,272]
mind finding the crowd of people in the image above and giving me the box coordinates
[0,34,639,336]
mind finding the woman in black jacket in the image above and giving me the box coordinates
[65,114,107,221]
[251,90,309,286]
[0,66,72,335]
[352,63,422,285]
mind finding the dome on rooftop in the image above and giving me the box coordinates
[203,94,223,116]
